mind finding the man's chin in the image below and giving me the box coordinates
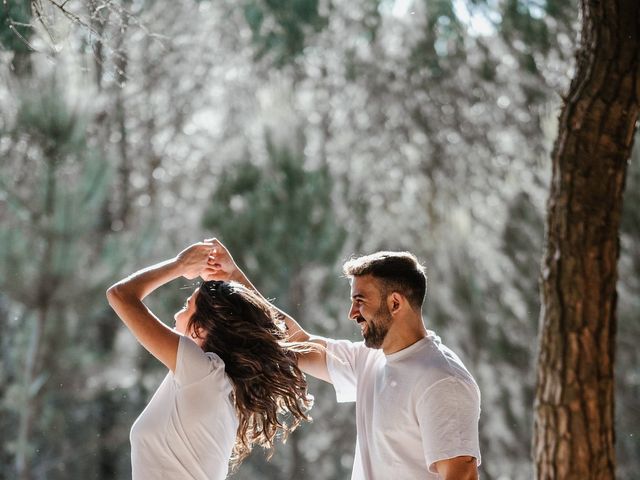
[363,336,383,349]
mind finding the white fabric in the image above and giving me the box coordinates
[130,335,238,480]
[326,332,481,480]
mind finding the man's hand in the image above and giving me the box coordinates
[201,238,239,282]
[175,241,214,280]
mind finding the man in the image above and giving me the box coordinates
[203,239,481,480]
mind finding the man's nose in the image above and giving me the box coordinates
[348,304,359,321]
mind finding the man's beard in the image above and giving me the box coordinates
[363,302,392,349]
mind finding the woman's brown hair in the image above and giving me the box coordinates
[188,280,313,468]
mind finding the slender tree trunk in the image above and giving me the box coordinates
[15,309,46,480]
[88,0,109,91]
[287,271,305,480]
[15,151,60,480]
[88,1,114,235]
[142,33,160,207]
[115,78,130,226]
[534,1,640,479]
[11,50,32,77]
[114,10,131,227]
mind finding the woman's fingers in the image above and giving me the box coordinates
[199,238,237,280]
[178,243,215,277]
[200,263,229,281]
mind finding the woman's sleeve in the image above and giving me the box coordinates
[174,335,224,387]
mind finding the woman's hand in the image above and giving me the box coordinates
[176,241,215,280]
[201,238,239,282]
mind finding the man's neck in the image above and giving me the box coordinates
[382,318,428,355]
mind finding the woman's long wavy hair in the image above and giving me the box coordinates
[188,280,313,468]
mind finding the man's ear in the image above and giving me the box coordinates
[388,292,403,314]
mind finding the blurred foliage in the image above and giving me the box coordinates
[202,132,352,479]
[1,0,638,479]
[244,0,328,66]
[0,79,149,479]
[0,0,32,54]
[409,0,466,78]
[203,133,345,302]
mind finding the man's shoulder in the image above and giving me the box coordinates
[399,340,476,390]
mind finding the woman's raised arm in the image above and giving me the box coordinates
[106,242,213,371]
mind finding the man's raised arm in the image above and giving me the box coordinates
[201,238,331,382]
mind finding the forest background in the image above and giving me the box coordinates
[1,0,638,479]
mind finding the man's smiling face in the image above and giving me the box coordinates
[348,275,393,349]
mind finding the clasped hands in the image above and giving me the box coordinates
[175,238,236,281]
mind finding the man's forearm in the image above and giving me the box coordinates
[434,456,478,480]
[207,240,330,381]
[229,268,310,342]
[229,268,258,294]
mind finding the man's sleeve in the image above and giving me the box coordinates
[325,339,366,403]
[417,377,482,474]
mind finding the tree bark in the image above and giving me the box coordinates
[534,1,640,479]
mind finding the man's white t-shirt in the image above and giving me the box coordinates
[326,331,481,480]
[130,335,238,480]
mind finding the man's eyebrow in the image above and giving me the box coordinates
[351,293,365,300]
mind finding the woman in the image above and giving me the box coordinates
[106,241,312,479]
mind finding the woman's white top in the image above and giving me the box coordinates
[130,335,238,480]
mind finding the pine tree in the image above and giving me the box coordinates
[533,1,640,477]
[0,78,127,480]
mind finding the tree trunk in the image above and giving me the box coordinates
[114,8,131,227]
[14,310,45,480]
[11,50,32,77]
[287,270,305,480]
[15,151,61,480]
[88,0,109,90]
[533,1,640,479]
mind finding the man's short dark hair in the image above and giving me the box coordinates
[342,251,427,310]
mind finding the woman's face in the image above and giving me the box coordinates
[174,288,199,335]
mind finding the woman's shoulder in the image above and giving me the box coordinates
[176,336,226,386]
[203,350,225,368]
